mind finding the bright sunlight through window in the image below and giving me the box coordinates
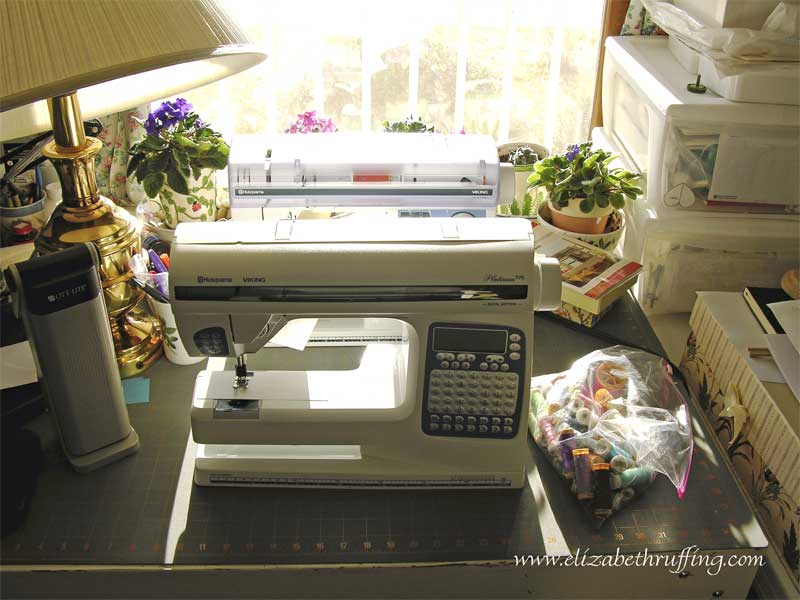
[186,0,604,155]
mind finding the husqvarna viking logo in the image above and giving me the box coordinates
[197,275,233,284]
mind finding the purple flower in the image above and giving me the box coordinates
[565,144,580,162]
[144,98,193,134]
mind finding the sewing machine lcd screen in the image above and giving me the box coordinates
[432,327,507,353]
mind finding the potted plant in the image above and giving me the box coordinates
[497,142,548,213]
[527,142,641,236]
[382,116,435,133]
[129,98,227,229]
[285,110,338,133]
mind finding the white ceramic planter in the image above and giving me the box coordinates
[148,298,205,365]
[537,203,625,252]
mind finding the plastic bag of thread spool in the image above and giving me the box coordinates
[528,346,693,529]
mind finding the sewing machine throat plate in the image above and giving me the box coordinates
[422,323,526,439]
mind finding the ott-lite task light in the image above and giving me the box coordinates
[0,0,266,376]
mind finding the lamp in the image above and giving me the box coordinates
[0,0,266,376]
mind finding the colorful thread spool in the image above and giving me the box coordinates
[566,418,588,433]
[559,429,577,479]
[594,387,613,410]
[610,454,629,473]
[573,448,594,500]
[611,487,635,511]
[591,462,613,526]
[611,467,655,490]
[576,407,593,426]
[546,402,562,416]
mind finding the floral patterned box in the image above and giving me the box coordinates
[680,292,799,590]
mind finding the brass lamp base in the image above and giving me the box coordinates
[35,92,163,377]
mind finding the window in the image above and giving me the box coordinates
[187,0,603,154]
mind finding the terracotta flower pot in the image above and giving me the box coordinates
[536,203,625,251]
[547,198,613,235]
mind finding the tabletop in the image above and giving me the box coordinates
[0,292,766,572]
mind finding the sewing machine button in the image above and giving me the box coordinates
[451,362,460,369]
[510,334,521,342]
[509,343,521,351]
[467,354,476,361]
[480,391,490,399]
[430,423,439,431]
[479,362,488,370]
[454,424,464,432]
[509,352,520,361]
[491,426,500,433]
[456,353,467,362]
[503,426,513,434]
[479,425,488,433]
[490,364,499,371]
[479,417,488,424]
[503,418,514,425]
[440,361,449,368]
[442,424,452,432]
[461,362,470,369]
[442,415,452,423]
[454,416,464,424]
[430,415,440,423]
[466,416,476,424]
[436,353,446,361]
[467,425,476,432]
[468,372,479,379]
[447,353,455,360]
[500,364,510,371]
[491,417,501,424]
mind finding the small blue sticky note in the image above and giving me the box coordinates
[123,377,150,405]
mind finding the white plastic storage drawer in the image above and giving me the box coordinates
[602,36,800,216]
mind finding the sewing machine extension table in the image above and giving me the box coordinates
[0,294,767,599]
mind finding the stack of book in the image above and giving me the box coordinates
[533,227,642,327]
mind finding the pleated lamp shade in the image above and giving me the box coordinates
[0,0,266,140]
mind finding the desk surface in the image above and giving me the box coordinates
[0,294,766,567]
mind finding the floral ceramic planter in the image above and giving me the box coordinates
[144,169,217,229]
[548,198,613,235]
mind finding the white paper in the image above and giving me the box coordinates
[765,335,800,403]
[267,318,318,351]
[768,300,800,354]
[0,341,37,389]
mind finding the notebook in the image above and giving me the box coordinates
[743,286,792,335]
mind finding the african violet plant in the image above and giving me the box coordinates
[382,116,435,133]
[527,142,641,214]
[285,110,337,133]
[128,98,228,200]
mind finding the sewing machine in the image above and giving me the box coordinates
[169,218,561,488]
[228,133,516,220]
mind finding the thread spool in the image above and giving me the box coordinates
[611,487,635,511]
[611,468,655,490]
[573,448,594,500]
[566,418,588,433]
[610,454,629,473]
[594,388,613,410]
[546,402,562,416]
[591,462,613,526]
[568,397,583,414]
[559,429,577,479]
[576,407,593,426]
[591,438,611,457]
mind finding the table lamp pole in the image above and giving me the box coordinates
[36,92,163,377]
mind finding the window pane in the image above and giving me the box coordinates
[175,0,602,154]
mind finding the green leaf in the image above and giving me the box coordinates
[579,198,593,213]
[126,153,144,178]
[166,168,190,195]
[143,172,165,198]
[611,193,625,209]
[596,195,609,208]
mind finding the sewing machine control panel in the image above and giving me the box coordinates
[422,323,525,439]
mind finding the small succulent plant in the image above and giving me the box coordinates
[382,116,435,133]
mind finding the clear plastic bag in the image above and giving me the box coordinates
[529,346,693,529]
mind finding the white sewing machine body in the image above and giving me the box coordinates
[228,133,515,220]
[170,218,560,489]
